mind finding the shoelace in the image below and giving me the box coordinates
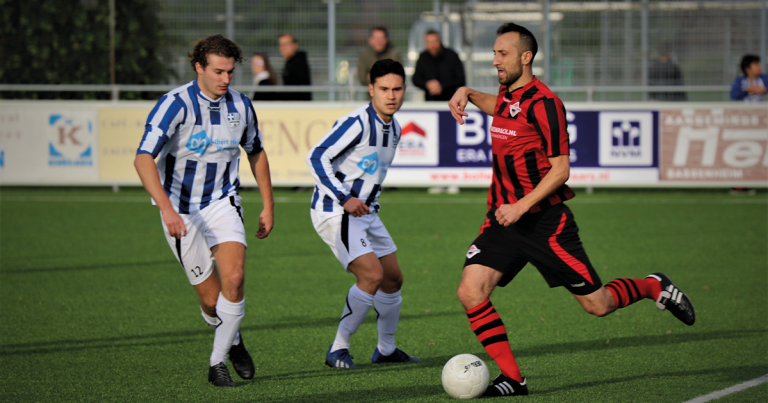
[392,349,409,361]
[337,350,354,361]
[214,365,233,381]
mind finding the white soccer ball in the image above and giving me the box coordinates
[441,354,490,399]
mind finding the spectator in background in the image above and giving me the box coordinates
[358,26,403,86]
[413,29,466,101]
[730,54,767,102]
[250,52,280,101]
[278,33,312,101]
[648,48,687,101]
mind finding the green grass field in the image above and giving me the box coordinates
[1,187,766,402]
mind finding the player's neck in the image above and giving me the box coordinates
[506,70,534,93]
[196,79,223,102]
[372,106,393,124]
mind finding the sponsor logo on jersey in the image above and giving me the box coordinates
[227,112,240,127]
[48,114,94,166]
[490,126,517,139]
[466,244,481,259]
[570,282,586,287]
[186,130,211,155]
[509,101,521,117]
[358,152,379,174]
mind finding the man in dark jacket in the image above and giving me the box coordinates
[648,49,687,101]
[278,33,312,101]
[413,30,466,101]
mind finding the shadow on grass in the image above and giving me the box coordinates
[1,259,177,274]
[251,384,446,403]
[0,311,462,356]
[2,309,764,358]
[533,364,768,395]
[236,364,768,402]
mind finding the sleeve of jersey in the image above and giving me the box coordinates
[306,116,365,206]
[239,96,263,155]
[137,95,185,158]
[529,97,569,157]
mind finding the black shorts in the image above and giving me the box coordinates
[463,203,602,296]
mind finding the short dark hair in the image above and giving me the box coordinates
[188,34,243,71]
[370,26,389,38]
[278,33,297,43]
[369,59,405,85]
[496,22,538,62]
[425,29,440,37]
[741,54,760,75]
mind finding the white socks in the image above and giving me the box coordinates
[200,307,219,329]
[374,290,401,356]
[330,285,403,356]
[331,284,374,353]
[200,306,241,346]
[209,293,244,367]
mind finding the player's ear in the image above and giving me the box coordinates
[369,83,374,97]
[195,62,204,75]
[521,51,533,66]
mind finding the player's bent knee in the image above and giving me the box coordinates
[582,303,611,317]
[365,272,384,289]
[390,272,404,288]
[222,271,245,290]
[456,284,481,308]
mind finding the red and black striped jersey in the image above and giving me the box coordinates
[486,76,575,213]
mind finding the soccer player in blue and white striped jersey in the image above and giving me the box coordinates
[307,59,421,369]
[134,35,274,387]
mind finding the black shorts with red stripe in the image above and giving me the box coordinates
[463,203,602,296]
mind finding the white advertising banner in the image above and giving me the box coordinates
[391,111,440,166]
[660,108,768,185]
[0,103,99,185]
[0,101,764,188]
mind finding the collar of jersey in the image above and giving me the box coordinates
[192,79,224,105]
[504,75,540,99]
[366,102,389,127]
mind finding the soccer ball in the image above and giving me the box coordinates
[441,354,490,399]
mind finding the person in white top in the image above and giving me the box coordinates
[134,34,274,387]
[307,59,422,369]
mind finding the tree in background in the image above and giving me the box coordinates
[0,0,174,99]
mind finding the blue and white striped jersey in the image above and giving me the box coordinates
[306,103,401,216]
[137,80,263,214]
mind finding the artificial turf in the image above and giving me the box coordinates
[0,187,765,402]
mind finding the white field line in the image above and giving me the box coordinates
[0,195,766,205]
[682,374,768,403]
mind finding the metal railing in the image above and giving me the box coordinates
[0,84,732,103]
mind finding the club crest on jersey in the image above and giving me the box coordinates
[466,244,481,259]
[227,113,240,127]
[357,152,379,175]
[508,102,521,118]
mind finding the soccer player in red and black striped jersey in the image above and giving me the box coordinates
[448,23,696,398]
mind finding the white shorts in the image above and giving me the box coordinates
[162,196,247,285]
[311,210,397,271]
